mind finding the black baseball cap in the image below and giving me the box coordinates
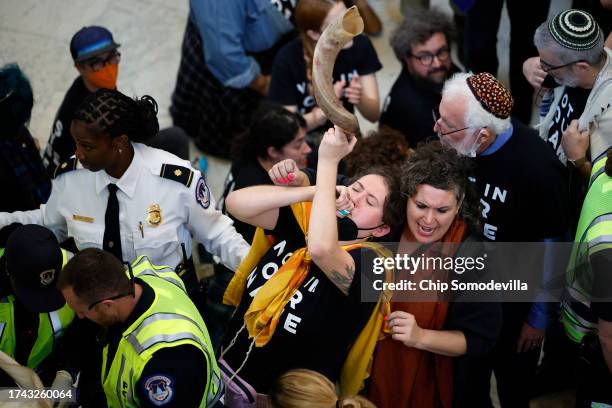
[5,225,65,313]
[70,26,120,63]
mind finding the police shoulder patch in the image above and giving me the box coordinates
[195,177,210,209]
[53,157,78,179]
[159,164,194,187]
[143,374,174,406]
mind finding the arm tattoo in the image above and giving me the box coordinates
[329,264,355,295]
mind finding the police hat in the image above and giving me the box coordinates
[5,225,66,313]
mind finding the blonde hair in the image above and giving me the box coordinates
[268,369,377,408]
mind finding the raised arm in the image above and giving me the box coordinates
[346,73,380,122]
[308,127,358,295]
[225,185,316,231]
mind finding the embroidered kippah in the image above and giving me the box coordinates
[549,9,601,51]
[466,72,513,119]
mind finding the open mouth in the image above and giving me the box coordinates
[417,223,435,236]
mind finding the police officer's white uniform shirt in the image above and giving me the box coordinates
[0,143,249,270]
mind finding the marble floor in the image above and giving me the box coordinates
[0,0,574,406]
[0,0,455,198]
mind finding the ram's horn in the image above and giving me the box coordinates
[312,6,364,134]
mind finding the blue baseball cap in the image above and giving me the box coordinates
[70,26,120,63]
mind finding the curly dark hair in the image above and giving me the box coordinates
[390,7,456,64]
[344,127,413,178]
[401,141,481,232]
[73,88,159,142]
[351,165,407,237]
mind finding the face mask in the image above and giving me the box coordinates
[84,63,118,89]
[439,131,482,158]
[462,137,483,158]
[541,74,561,89]
[337,216,384,241]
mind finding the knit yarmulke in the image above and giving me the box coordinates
[549,9,602,51]
[466,72,513,120]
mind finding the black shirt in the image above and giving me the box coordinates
[220,158,272,243]
[42,77,91,176]
[474,118,570,242]
[0,126,51,212]
[0,297,40,386]
[544,86,590,162]
[101,279,207,407]
[222,206,376,392]
[380,66,460,147]
[269,35,381,130]
[544,86,591,235]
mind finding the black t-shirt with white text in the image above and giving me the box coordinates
[544,86,590,162]
[269,35,381,131]
[222,206,376,392]
[474,118,570,242]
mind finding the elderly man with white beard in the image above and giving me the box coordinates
[435,71,569,407]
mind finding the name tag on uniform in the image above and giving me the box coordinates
[73,214,94,223]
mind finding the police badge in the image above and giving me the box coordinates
[39,269,55,286]
[195,177,210,209]
[147,204,162,227]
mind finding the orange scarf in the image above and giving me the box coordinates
[369,218,467,408]
[223,202,394,354]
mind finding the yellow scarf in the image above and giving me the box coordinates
[222,201,394,393]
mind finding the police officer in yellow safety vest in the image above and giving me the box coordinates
[561,149,612,406]
[0,224,75,386]
[58,248,223,407]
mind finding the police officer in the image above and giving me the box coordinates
[0,224,75,386]
[562,149,612,406]
[0,89,249,281]
[58,248,223,407]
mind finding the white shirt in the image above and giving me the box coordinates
[0,143,249,270]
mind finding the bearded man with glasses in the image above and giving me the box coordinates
[379,7,461,147]
[528,9,611,184]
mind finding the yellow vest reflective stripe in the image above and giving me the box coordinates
[0,249,74,368]
[102,257,222,408]
[0,298,74,369]
[131,256,186,293]
[563,154,612,342]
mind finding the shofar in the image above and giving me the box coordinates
[312,5,364,134]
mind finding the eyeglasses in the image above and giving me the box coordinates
[88,261,135,310]
[539,59,585,73]
[83,51,121,71]
[432,107,470,136]
[409,47,450,66]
